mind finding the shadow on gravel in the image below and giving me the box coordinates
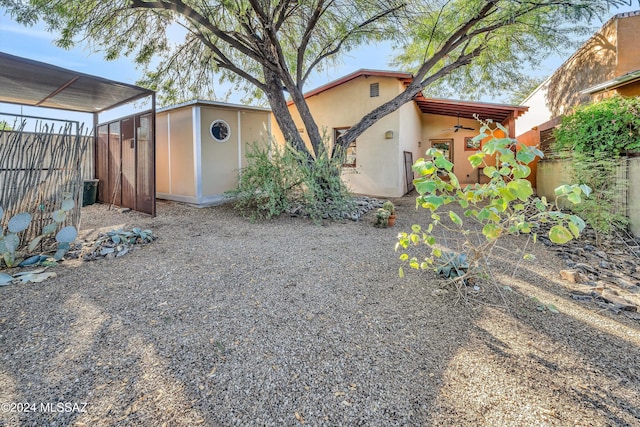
[0,197,638,426]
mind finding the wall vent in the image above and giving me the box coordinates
[370,82,380,97]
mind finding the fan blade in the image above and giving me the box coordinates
[454,128,460,132]
[462,126,475,131]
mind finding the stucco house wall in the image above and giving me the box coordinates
[273,74,410,197]
[517,10,640,136]
[156,101,271,206]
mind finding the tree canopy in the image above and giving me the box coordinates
[2,0,630,162]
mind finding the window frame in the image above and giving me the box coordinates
[334,127,356,167]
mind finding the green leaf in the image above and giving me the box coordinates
[52,210,66,223]
[399,253,409,261]
[0,272,13,285]
[507,179,533,201]
[579,184,592,197]
[42,222,58,235]
[55,226,78,243]
[449,211,462,226]
[415,179,437,195]
[549,225,573,244]
[8,212,32,233]
[434,156,453,171]
[567,192,582,204]
[516,147,537,164]
[28,235,43,253]
[423,195,444,210]
[433,247,442,257]
[568,221,580,238]
[547,304,560,314]
[469,152,484,168]
[398,267,404,278]
[411,224,421,233]
[61,198,75,211]
[483,166,497,178]
[482,223,502,240]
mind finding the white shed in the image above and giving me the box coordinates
[156,100,272,206]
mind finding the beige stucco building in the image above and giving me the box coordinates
[272,70,527,197]
[156,100,272,206]
[517,10,640,137]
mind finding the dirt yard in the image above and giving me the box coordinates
[1,195,639,426]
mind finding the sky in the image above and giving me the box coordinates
[1,2,638,127]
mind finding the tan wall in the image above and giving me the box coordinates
[615,14,640,76]
[628,157,640,237]
[275,75,407,197]
[398,101,423,192]
[155,113,170,194]
[239,110,272,169]
[157,107,195,198]
[199,107,271,198]
[546,19,618,117]
[200,107,240,197]
[421,113,482,185]
[537,157,640,237]
[536,159,573,203]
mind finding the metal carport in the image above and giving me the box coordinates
[0,51,156,215]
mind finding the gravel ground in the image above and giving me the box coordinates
[1,195,639,426]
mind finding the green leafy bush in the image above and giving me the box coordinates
[553,95,637,237]
[554,95,640,155]
[567,152,628,242]
[229,142,304,220]
[396,120,589,285]
[230,141,353,222]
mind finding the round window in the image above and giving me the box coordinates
[210,119,230,143]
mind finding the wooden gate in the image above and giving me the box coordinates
[96,112,155,215]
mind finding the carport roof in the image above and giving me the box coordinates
[0,51,154,114]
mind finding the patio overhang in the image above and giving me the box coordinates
[0,51,154,113]
[412,94,529,124]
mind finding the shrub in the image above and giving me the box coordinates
[553,95,638,237]
[396,120,589,287]
[229,141,304,220]
[230,141,353,221]
[554,95,640,156]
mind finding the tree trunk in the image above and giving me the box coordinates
[262,67,314,164]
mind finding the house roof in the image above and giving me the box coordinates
[0,51,154,114]
[296,69,527,123]
[581,69,640,94]
[158,99,271,114]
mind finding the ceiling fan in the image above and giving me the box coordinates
[444,113,475,132]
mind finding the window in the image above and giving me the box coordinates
[210,119,230,142]
[335,127,356,167]
[464,136,481,151]
[370,82,379,97]
[429,139,453,175]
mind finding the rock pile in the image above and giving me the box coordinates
[550,228,640,320]
[287,196,386,221]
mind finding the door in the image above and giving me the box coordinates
[135,113,155,216]
[121,117,136,210]
[108,121,121,206]
[430,139,453,176]
[95,112,155,215]
[404,151,414,193]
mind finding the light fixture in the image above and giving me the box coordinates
[385,130,394,139]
